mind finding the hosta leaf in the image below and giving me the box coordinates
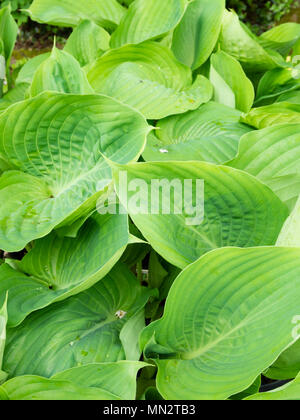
[0,83,29,112]
[27,0,126,29]
[140,247,300,400]
[246,373,300,400]
[88,42,212,119]
[219,10,286,73]
[30,47,93,96]
[277,195,300,246]
[64,20,110,67]
[0,5,18,63]
[265,340,300,381]
[51,361,147,400]
[241,103,300,129]
[263,197,300,380]
[255,68,300,106]
[229,376,261,400]
[228,124,300,210]
[259,23,300,57]
[0,92,149,252]
[0,295,7,382]
[210,50,254,112]
[277,90,300,104]
[3,263,151,378]
[0,212,129,327]
[0,361,146,400]
[142,102,252,163]
[171,0,225,70]
[16,52,50,85]
[112,161,288,268]
[110,0,188,48]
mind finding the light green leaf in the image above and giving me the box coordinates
[16,53,51,85]
[0,361,146,400]
[0,5,18,63]
[30,46,94,96]
[277,90,300,104]
[65,20,110,67]
[219,10,286,72]
[0,294,8,382]
[0,294,7,359]
[241,103,300,129]
[27,0,126,29]
[277,195,300,246]
[171,0,225,70]
[0,83,29,112]
[110,0,188,48]
[0,92,149,252]
[0,212,130,327]
[112,161,288,268]
[141,247,300,400]
[229,376,261,400]
[142,102,252,163]
[88,42,212,119]
[246,373,300,400]
[259,23,300,57]
[265,340,300,381]
[210,50,254,112]
[255,68,300,106]
[3,263,151,378]
[228,124,300,210]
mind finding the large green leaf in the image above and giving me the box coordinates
[219,10,286,73]
[142,102,252,163]
[0,295,7,383]
[265,340,300,381]
[30,46,94,96]
[140,247,300,400]
[16,53,50,85]
[210,50,254,112]
[171,0,225,70]
[277,90,300,104]
[3,263,151,378]
[112,161,288,268]
[255,68,300,106]
[0,361,146,400]
[64,20,110,67]
[0,212,130,327]
[0,92,149,251]
[110,0,188,48]
[262,197,300,380]
[259,23,300,57]
[246,373,300,400]
[88,42,212,119]
[27,0,126,29]
[228,124,300,210]
[241,102,300,129]
[0,83,29,113]
[0,5,18,63]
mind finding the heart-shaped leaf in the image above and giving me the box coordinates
[142,102,252,163]
[0,212,130,327]
[110,0,188,48]
[64,20,110,67]
[228,124,300,210]
[3,263,151,378]
[141,247,300,399]
[87,42,213,119]
[0,92,149,251]
[27,0,126,29]
[0,361,146,400]
[113,161,288,268]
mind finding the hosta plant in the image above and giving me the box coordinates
[0,0,300,401]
